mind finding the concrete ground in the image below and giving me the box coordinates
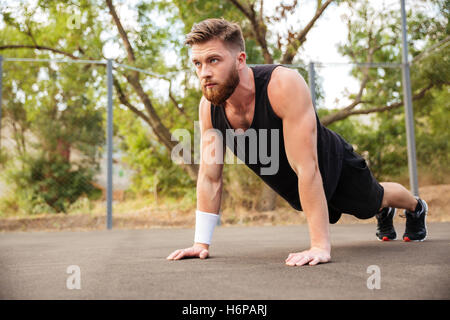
[0,222,449,300]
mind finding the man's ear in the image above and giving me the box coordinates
[237,51,246,70]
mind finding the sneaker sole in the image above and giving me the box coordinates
[376,235,397,241]
[403,236,427,242]
[403,198,428,242]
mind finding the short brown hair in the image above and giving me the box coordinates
[185,18,245,52]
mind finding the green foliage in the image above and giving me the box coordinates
[0,154,101,215]
[0,0,448,217]
[333,0,449,183]
[114,107,196,199]
[414,87,450,172]
[222,160,264,211]
[0,1,107,214]
[42,159,99,210]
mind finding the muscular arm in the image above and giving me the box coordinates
[195,96,225,250]
[166,97,224,260]
[268,67,331,266]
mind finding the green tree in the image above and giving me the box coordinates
[330,0,449,182]
[1,0,447,216]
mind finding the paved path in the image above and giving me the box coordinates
[0,223,449,299]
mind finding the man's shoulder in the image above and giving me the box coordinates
[269,66,303,87]
[267,66,309,119]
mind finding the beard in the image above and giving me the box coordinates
[201,66,240,106]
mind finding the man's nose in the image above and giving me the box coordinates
[199,65,213,79]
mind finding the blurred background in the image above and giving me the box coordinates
[0,0,448,231]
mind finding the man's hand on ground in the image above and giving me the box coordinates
[285,247,331,266]
[166,244,209,260]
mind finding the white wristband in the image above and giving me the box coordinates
[194,210,220,245]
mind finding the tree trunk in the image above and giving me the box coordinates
[56,138,71,162]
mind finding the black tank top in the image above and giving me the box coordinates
[211,64,348,211]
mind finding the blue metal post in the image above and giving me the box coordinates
[106,59,113,229]
[400,0,419,196]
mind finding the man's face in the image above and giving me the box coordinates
[191,39,240,106]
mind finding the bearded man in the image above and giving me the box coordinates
[167,18,428,266]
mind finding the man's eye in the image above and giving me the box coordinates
[194,62,201,67]
[210,58,218,63]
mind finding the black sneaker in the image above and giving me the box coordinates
[403,197,428,242]
[376,207,397,241]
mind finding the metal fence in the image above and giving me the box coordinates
[0,56,414,230]
[0,10,447,229]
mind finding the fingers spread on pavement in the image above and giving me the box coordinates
[295,256,311,266]
[309,257,320,266]
[167,249,181,260]
[174,250,186,260]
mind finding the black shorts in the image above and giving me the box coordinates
[327,144,384,224]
